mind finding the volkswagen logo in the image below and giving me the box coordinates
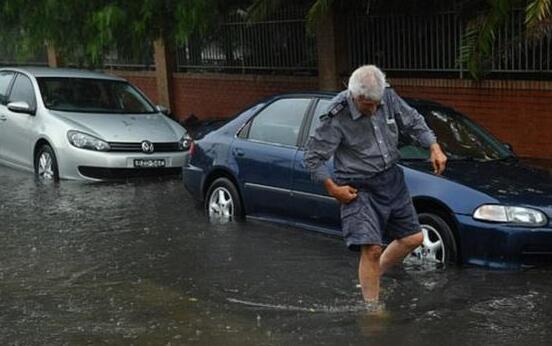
[141,140,154,154]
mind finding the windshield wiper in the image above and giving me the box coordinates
[447,155,492,162]
[495,154,518,162]
[447,154,474,161]
[400,157,429,161]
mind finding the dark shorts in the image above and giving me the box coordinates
[339,165,421,251]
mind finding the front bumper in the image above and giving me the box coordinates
[57,146,187,181]
[456,214,552,269]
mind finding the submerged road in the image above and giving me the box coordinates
[0,165,551,345]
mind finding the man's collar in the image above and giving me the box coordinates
[346,91,386,120]
[346,91,363,120]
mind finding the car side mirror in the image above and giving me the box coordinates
[503,143,514,152]
[156,105,169,115]
[7,101,35,115]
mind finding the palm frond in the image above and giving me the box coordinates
[525,0,552,39]
[460,0,513,79]
[526,0,551,24]
[174,0,217,45]
[247,0,284,22]
[306,0,335,32]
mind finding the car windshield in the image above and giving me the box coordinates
[400,106,514,161]
[37,77,156,114]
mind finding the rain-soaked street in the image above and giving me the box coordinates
[1,165,552,346]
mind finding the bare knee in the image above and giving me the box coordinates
[361,245,383,262]
[400,231,424,249]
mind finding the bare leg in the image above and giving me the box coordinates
[379,231,423,275]
[359,245,383,302]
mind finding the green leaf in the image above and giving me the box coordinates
[306,0,335,33]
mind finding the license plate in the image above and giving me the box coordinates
[134,159,166,168]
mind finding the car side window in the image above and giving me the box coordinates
[247,98,311,146]
[0,71,15,105]
[308,99,332,137]
[8,74,36,110]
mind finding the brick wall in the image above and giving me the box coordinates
[112,71,551,159]
[170,73,318,120]
[107,70,159,104]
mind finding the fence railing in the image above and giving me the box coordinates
[175,13,318,75]
[490,11,552,73]
[1,9,550,77]
[348,11,463,73]
[347,10,552,77]
[0,48,48,67]
[103,45,155,71]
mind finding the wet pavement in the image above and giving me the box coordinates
[1,165,552,345]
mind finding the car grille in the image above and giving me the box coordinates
[79,166,181,180]
[108,142,181,153]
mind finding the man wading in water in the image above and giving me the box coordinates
[304,65,447,309]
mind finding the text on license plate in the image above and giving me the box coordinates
[134,159,166,168]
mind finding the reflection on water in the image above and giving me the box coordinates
[1,166,551,345]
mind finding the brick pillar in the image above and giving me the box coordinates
[153,38,176,112]
[47,44,62,68]
[316,9,348,91]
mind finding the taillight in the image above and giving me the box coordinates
[189,141,195,157]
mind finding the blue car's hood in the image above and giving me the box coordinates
[403,159,552,210]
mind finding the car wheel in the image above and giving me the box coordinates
[406,213,458,267]
[35,144,59,182]
[205,177,243,224]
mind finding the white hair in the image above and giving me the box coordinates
[347,65,386,101]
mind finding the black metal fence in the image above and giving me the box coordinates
[1,8,550,78]
[175,8,318,75]
[0,46,48,67]
[490,10,551,73]
[347,11,463,74]
[103,45,155,71]
[347,9,552,77]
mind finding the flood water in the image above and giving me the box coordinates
[1,165,551,345]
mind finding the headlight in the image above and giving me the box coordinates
[67,130,110,151]
[473,204,548,226]
[178,135,192,151]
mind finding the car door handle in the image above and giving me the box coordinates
[233,148,245,157]
[0,115,7,121]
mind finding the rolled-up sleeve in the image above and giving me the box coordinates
[304,116,342,183]
[392,90,437,148]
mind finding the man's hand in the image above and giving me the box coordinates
[429,143,447,175]
[324,178,358,204]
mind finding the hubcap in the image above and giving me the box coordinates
[208,187,234,224]
[38,152,55,180]
[407,224,446,266]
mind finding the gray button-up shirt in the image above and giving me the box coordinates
[304,88,437,183]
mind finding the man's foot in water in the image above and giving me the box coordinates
[363,300,388,317]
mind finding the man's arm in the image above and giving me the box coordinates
[429,143,447,175]
[323,177,358,204]
[304,114,358,203]
[304,115,341,184]
[390,90,447,175]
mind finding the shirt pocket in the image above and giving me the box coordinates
[386,113,400,143]
[395,110,412,129]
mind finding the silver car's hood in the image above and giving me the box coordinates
[50,111,183,142]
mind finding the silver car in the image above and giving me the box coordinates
[0,67,190,181]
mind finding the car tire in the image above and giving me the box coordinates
[409,212,458,266]
[34,144,60,182]
[205,177,244,223]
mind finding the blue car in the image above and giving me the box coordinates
[183,92,552,269]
